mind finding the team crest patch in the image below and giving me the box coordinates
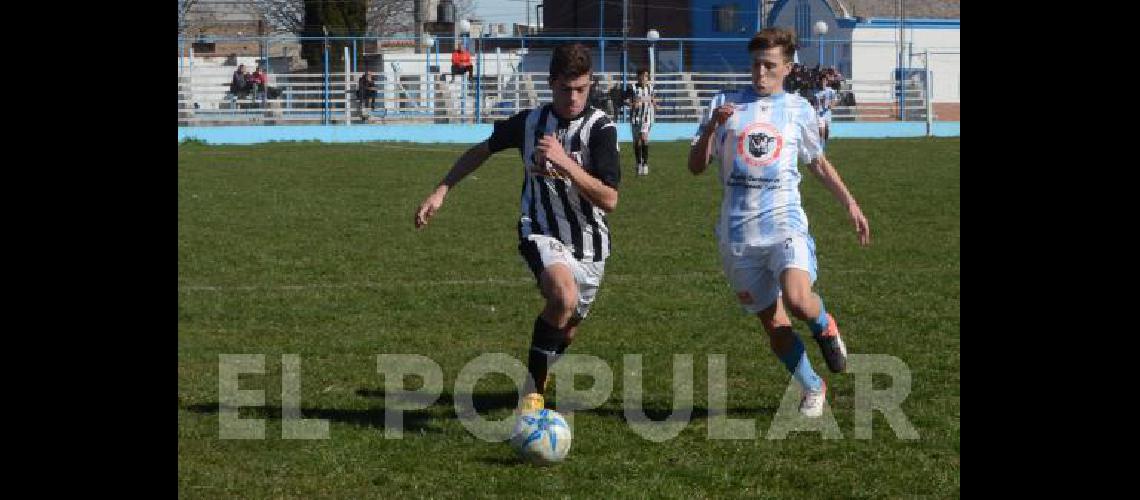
[736,122,783,168]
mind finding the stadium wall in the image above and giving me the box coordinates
[850,24,960,103]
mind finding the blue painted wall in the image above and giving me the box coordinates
[688,0,757,72]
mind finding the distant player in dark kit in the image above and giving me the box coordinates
[626,69,658,176]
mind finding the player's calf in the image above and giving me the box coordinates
[801,297,847,374]
[526,315,566,395]
[758,306,824,396]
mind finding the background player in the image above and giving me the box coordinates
[626,68,658,176]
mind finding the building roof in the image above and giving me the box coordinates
[840,0,960,20]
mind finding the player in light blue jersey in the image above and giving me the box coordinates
[687,28,870,418]
[813,74,837,144]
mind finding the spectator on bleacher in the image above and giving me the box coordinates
[589,76,613,117]
[358,70,377,111]
[451,45,474,81]
[230,64,251,98]
[249,65,269,99]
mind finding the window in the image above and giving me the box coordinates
[795,0,812,47]
[713,4,739,33]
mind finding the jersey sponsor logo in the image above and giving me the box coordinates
[528,151,582,180]
[529,158,569,180]
[736,122,783,168]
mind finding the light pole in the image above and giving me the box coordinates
[422,33,435,112]
[422,33,435,72]
[813,21,828,68]
[597,0,606,73]
[646,29,660,82]
[459,18,472,50]
[474,23,485,123]
[459,19,472,121]
[621,0,629,94]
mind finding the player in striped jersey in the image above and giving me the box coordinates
[414,43,621,414]
[626,69,658,176]
[813,74,837,145]
[688,28,870,418]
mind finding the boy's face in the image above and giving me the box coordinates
[750,47,792,95]
[550,72,591,119]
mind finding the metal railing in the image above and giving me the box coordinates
[179,70,930,126]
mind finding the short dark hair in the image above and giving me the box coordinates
[748,27,798,62]
[636,68,649,77]
[549,43,592,82]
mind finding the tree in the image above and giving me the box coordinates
[254,0,434,36]
[299,0,368,71]
[251,0,479,71]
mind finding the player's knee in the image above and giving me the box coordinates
[563,325,578,345]
[547,282,579,317]
[783,289,815,318]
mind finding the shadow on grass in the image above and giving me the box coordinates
[183,388,777,435]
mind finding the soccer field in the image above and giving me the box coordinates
[178,137,960,498]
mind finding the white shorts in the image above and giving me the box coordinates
[519,235,606,320]
[631,121,651,137]
[719,234,818,314]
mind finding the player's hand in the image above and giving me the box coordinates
[536,134,572,172]
[847,202,870,246]
[711,103,735,127]
[414,188,446,229]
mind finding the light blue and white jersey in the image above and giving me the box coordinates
[814,87,836,120]
[692,87,823,246]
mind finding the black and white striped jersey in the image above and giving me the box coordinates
[628,83,655,125]
[487,105,621,262]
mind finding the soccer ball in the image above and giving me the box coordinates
[510,409,572,465]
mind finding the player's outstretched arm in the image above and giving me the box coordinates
[414,141,493,229]
[808,154,870,246]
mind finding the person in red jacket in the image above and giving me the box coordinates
[451,45,474,80]
[248,66,268,98]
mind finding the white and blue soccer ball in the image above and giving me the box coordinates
[510,409,572,465]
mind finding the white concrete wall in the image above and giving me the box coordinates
[379,50,523,77]
[851,27,959,103]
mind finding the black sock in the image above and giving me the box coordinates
[641,143,649,164]
[526,316,564,394]
[634,142,643,165]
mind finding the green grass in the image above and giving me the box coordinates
[179,137,960,498]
